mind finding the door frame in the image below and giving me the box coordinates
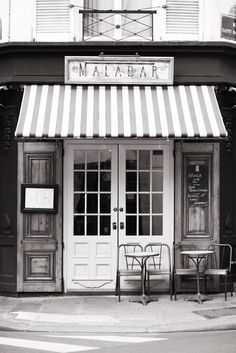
[63,139,174,292]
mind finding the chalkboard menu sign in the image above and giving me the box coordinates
[187,162,208,207]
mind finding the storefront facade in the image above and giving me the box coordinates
[0,40,235,294]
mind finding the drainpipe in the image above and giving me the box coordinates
[8,0,11,41]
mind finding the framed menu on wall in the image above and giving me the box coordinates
[21,184,58,213]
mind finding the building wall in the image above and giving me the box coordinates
[0,0,236,43]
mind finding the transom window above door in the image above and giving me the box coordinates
[83,0,153,41]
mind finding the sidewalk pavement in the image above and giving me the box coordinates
[0,293,236,333]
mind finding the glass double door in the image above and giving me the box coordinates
[65,142,173,292]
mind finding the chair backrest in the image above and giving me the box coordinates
[117,243,143,270]
[144,242,171,272]
[207,244,232,271]
[173,243,197,270]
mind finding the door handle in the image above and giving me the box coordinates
[112,222,117,230]
[120,222,124,230]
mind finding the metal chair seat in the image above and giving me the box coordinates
[118,269,141,276]
[205,268,228,276]
[175,268,197,275]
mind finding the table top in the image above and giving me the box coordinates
[180,250,214,256]
[125,251,159,258]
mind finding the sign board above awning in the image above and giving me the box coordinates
[65,56,174,85]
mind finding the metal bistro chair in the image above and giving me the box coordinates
[144,243,172,300]
[173,243,198,300]
[204,243,233,300]
[116,243,143,302]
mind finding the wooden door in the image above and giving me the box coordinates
[17,142,62,292]
[175,142,220,291]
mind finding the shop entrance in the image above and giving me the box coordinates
[64,141,174,292]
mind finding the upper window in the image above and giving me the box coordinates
[82,0,154,41]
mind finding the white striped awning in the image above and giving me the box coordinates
[15,84,227,139]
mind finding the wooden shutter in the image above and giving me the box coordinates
[165,0,199,38]
[35,0,70,40]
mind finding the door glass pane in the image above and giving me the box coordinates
[126,150,137,170]
[126,216,137,235]
[139,194,150,213]
[152,172,163,191]
[74,193,85,213]
[100,194,111,213]
[87,150,98,169]
[74,150,85,169]
[139,150,150,170]
[100,150,111,170]
[139,172,150,191]
[152,150,163,169]
[74,216,84,235]
[126,194,137,213]
[87,215,98,235]
[100,172,111,191]
[100,216,110,235]
[87,172,98,191]
[87,194,98,213]
[152,216,163,235]
[126,172,137,191]
[74,172,85,191]
[139,216,150,235]
[152,194,162,213]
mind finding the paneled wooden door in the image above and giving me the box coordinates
[17,142,63,292]
[65,144,118,291]
[65,142,174,292]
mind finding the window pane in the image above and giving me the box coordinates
[74,193,85,213]
[87,216,98,235]
[152,194,163,213]
[100,150,111,170]
[126,172,137,191]
[87,150,98,169]
[74,172,85,191]
[87,172,98,191]
[100,194,111,213]
[100,216,110,235]
[152,216,163,235]
[139,172,150,191]
[126,194,137,213]
[126,216,137,235]
[87,194,98,213]
[152,172,163,191]
[100,172,111,191]
[139,151,150,170]
[126,150,137,170]
[74,216,84,235]
[139,194,150,213]
[74,150,85,169]
[152,150,163,169]
[139,216,150,235]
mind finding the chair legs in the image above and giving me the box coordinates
[174,274,177,301]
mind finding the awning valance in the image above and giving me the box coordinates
[15,84,227,139]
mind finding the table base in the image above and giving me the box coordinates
[129,295,158,305]
[185,294,212,304]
